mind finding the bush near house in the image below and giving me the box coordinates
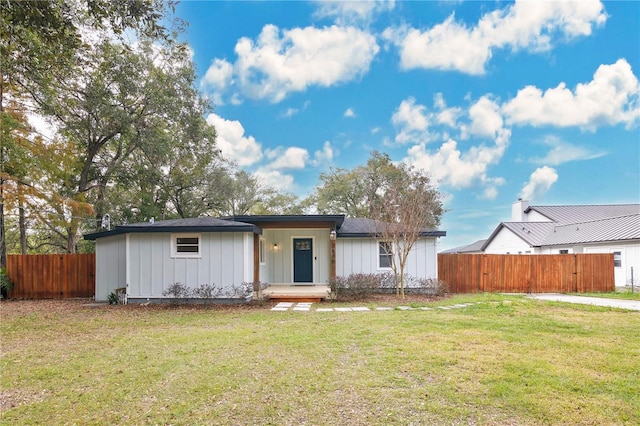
[329,273,448,300]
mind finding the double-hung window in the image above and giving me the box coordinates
[172,234,201,258]
[378,241,393,269]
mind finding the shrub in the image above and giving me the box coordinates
[162,282,193,299]
[107,292,118,305]
[224,282,253,299]
[0,268,13,299]
[329,272,394,299]
[192,284,222,298]
[250,281,270,301]
[416,277,449,296]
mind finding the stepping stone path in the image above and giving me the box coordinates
[271,301,483,312]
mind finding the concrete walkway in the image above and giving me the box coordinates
[529,294,640,311]
[271,301,480,312]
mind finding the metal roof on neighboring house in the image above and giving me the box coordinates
[527,204,640,224]
[487,222,556,248]
[440,239,486,254]
[542,214,640,246]
[462,203,640,252]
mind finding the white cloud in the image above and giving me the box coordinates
[202,58,233,89]
[265,146,309,170]
[313,0,395,26]
[232,24,379,102]
[201,58,234,105]
[530,135,607,165]
[205,113,262,166]
[434,93,462,128]
[405,129,510,197]
[344,108,356,118]
[383,0,606,74]
[282,107,299,118]
[312,141,334,165]
[391,97,432,144]
[463,96,504,138]
[520,166,558,200]
[503,59,640,129]
[253,168,295,191]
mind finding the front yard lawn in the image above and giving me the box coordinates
[1,295,638,425]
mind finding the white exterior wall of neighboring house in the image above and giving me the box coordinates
[523,210,552,222]
[261,228,331,285]
[538,246,584,254]
[125,232,253,300]
[582,241,640,287]
[336,237,439,281]
[483,227,534,254]
[95,234,127,301]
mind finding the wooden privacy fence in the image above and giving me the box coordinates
[438,253,614,293]
[6,254,95,299]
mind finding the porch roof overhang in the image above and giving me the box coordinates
[229,214,345,230]
[84,217,261,240]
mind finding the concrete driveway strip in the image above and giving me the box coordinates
[530,294,640,311]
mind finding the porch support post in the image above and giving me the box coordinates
[330,237,336,280]
[253,233,260,283]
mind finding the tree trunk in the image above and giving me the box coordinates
[0,77,6,269]
[0,190,6,269]
[18,201,27,254]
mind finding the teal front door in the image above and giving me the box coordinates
[293,238,313,283]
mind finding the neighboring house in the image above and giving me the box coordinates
[440,239,486,254]
[84,215,446,302]
[476,200,640,287]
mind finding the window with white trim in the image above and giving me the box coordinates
[613,251,622,267]
[559,249,569,254]
[171,234,201,258]
[378,242,393,269]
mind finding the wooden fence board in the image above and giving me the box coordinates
[6,254,95,299]
[438,253,614,294]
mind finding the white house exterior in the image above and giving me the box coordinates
[85,215,446,302]
[480,200,640,287]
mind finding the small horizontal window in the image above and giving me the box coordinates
[172,234,200,257]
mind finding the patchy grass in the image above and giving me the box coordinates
[578,289,640,301]
[1,296,639,425]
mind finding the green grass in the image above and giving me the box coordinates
[578,289,640,300]
[1,295,639,425]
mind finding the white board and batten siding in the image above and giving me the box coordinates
[336,237,439,280]
[262,228,330,284]
[95,234,127,301]
[95,232,253,301]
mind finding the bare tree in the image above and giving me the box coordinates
[370,164,443,299]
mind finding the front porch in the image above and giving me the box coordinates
[262,284,331,303]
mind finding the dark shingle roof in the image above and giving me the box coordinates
[337,218,446,238]
[84,217,260,240]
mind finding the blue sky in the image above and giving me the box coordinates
[174,0,640,250]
